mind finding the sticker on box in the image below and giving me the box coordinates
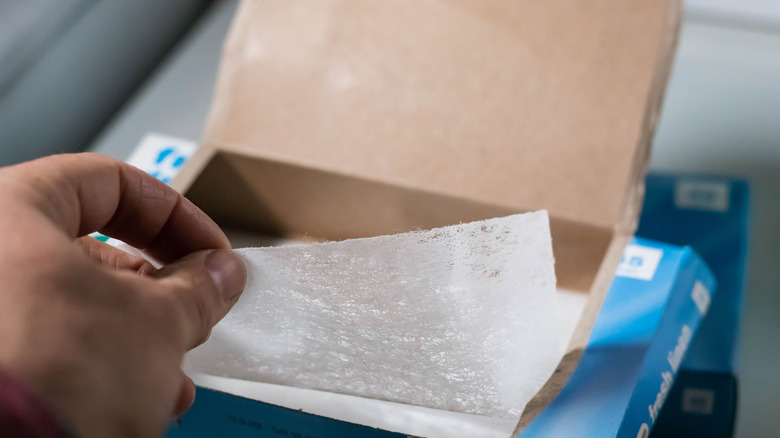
[126,133,196,184]
[682,388,715,415]
[691,281,711,316]
[674,181,730,212]
[616,244,663,281]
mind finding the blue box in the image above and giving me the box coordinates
[639,174,749,438]
[520,238,715,438]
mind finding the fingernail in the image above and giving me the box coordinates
[205,250,246,302]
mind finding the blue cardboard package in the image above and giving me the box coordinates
[520,238,715,438]
[639,174,749,438]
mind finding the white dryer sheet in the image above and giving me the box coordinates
[185,211,561,419]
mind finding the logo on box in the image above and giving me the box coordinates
[126,133,196,184]
[616,244,663,281]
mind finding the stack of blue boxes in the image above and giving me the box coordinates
[641,174,748,438]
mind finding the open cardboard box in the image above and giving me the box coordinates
[171,0,681,435]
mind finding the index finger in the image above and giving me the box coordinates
[0,153,229,262]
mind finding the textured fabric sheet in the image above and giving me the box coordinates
[186,211,560,418]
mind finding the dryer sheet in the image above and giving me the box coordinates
[186,211,562,419]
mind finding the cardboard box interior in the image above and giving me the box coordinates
[172,0,681,433]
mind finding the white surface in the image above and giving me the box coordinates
[187,212,560,419]
[87,2,780,435]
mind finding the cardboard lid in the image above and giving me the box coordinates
[204,0,679,232]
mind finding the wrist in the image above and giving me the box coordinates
[0,364,74,438]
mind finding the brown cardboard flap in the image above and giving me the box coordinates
[204,0,675,232]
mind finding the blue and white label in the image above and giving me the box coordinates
[691,280,711,316]
[616,244,663,281]
[674,181,730,213]
[126,133,197,184]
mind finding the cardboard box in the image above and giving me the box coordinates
[169,0,682,434]
[638,174,749,376]
[112,140,725,437]
[165,237,716,438]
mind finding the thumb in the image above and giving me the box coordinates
[153,249,246,349]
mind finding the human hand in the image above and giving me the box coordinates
[0,153,246,438]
